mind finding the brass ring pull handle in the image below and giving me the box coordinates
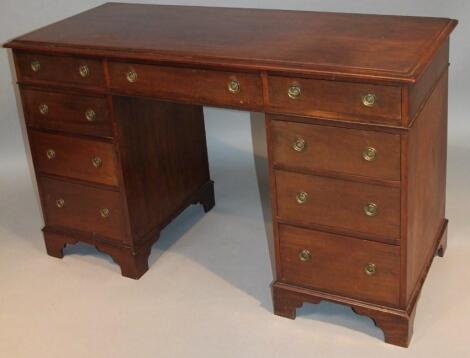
[363,203,378,217]
[56,198,65,208]
[296,191,308,204]
[39,104,49,115]
[126,70,138,83]
[100,208,110,218]
[362,93,377,107]
[228,79,240,93]
[31,60,41,72]
[362,147,377,161]
[91,156,102,168]
[46,149,56,160]
[364,263,377,276]
[79,65,90,78]
[298,249,312,262]
[292,137,306,152]
[85,109,96,122]
[288,85,301,99]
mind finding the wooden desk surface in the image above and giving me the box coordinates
[5,3,456,82]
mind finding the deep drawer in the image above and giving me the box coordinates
[30,131,119,186]
[22,89,111,137]
[270,119,401,181]
[279,224,400,305]
[16,52,105,87]
[40,176,127,242]
[108,61,263,109]
[268,76,402,125]
[275,170,401,241]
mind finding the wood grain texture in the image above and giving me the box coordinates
[270,119,401,181]
[108,62,263,110]
[268,76,402,124]
[278,224,400,306]
[40,176,128,242]
[4,3,457,82]
[21,87,111,137]
[275,170,401,241]
[405,70,448,301]
[30,130,119,186]
[15,52,105,87]
[113,97,212,241]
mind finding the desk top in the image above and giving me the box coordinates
[4,3,457,82]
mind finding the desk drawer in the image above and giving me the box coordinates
[22,89,111,137]
[30,131,119,186]
[108,62,263,109]
[270,119,401,181]
[16,52,105,87]
[40,176,127,242]
[268,76,402,124]
[279,224,400,305]
[275,170,400,241]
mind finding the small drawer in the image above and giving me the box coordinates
[30,131,119,186]
[108,62,263,109]
[270,119,401,181]
[268,76,402,125]
[22,89,111,137]
[278,224,400,305]
[40,176,127,242]
[16,52,105,87]
[275,170,400,240]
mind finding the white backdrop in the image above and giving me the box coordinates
[1,2,470,358]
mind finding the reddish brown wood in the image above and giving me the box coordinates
[108,62,263,110]
[268,76,402,124]
[21,87,111,137]
[405,70,448,301]
[4,3,457,83]
[275,170,401,241]
[271,119,401,181]
[3,4,457,347]
[40,176,128,242]
[278,224,400,305]
[15,52,105,87]
[30,130,119,186]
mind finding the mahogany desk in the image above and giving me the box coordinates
[4,3,457,347]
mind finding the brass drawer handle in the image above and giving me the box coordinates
[362,147,377,161]
[31,60,41,72]
[364,263,377,276]
[228,79,240,93]
[100,208,110,218]
[126,70,138,83]
[288,85,301,99]
[46,149,56,160]
[298,249,312,262]
[292,137,306,152]
[363,203,378,217]
[39,104,49,115]
[55,198,65,208]
[296,191,308,204]
[91,156,102,168]
[85,109,96,122]
[79,65,90,78]
[362,93,377,107]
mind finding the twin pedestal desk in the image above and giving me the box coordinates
[4,3,457,347]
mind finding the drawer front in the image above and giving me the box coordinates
[30,131,119,186]
[22,89,111,137]
[271,119,401,181]
[275,170,400,240]
[279,224,400,305]
[40,176,127,242]
[16,52,105,87]
[268,76,402,124]
[108,62,263,109]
